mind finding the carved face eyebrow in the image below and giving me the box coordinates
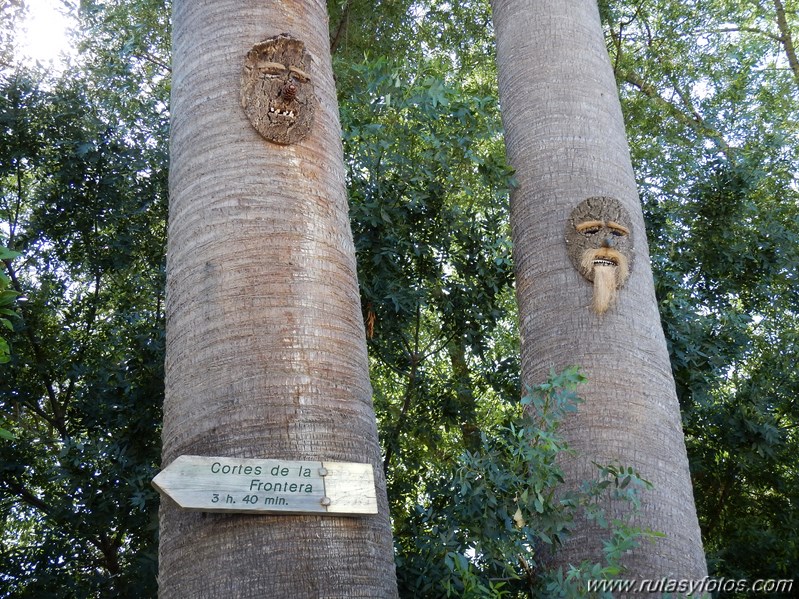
[254,61,290,77]
[576,220,604,233]
[288,66,310,82]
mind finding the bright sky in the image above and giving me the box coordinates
[16,0,75,69]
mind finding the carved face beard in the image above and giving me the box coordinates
[580,248,630,314]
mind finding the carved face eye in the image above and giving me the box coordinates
[576,221,603,236]
[607,223,630,237]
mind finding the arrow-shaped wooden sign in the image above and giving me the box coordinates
[152,455,378,516]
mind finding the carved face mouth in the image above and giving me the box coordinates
[581,249,628,281]
[268,106,297,120]
[593,257,618,268]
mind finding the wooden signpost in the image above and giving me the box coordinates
[152,455,378,516]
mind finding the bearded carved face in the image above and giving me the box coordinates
[241,34,317,145]
[565,197,634,314]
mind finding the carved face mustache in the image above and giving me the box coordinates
[580,248,630,314]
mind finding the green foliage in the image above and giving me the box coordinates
[0,244,20,364]
[656,155,799,583]
[395,368,658,597]
[0,244,19,442]
[338,55,518,518]
[1,1,169,594]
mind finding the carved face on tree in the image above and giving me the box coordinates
[241,34,317,145]
[565,197,634,314]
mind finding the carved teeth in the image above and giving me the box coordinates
[268,107,296,118]
[593,259,616,267]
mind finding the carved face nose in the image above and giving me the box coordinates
[602,236,616,248]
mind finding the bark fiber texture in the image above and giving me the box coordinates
[161,1,397,596]
[491,0,707,583]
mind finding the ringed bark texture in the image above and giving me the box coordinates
[491,0,707,580]
[160,1,397,596]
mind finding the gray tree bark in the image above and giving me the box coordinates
[159,1,398,596]
[491,0,707,581]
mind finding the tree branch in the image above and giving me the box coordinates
[773,0,799,85]
[132,50,172,74]
[330,0,352,55]
[3,264,69,439]
[62,269,102,409]
[712,26,784,43]
[618,67,731,154]
[2,480,54,515]
[3,479,122,577]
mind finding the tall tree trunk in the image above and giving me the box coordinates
[491,0,707,579]
[160,1,397,596]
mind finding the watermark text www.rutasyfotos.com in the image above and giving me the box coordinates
[587,577,794,595]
